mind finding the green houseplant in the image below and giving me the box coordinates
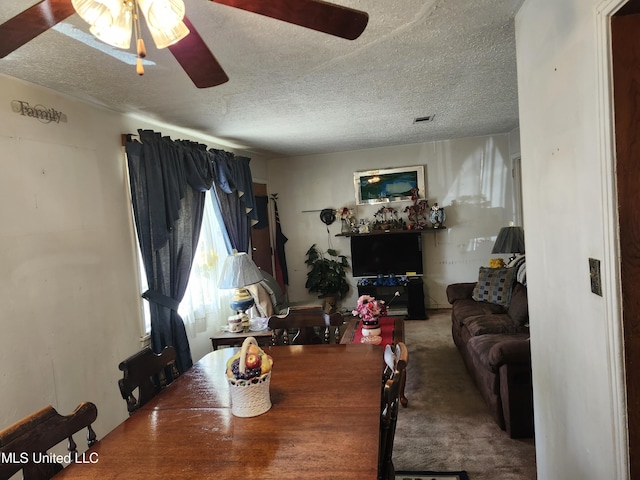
[304,244,350,310]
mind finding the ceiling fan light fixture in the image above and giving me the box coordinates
[145,19,189,49]
[137,0,185,29]
[137,0,188,48]
[73,0,187,51]
[71,0,122,27]
[89,4,133,49]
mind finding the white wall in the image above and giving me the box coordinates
[267,133,520,311]
[0,68,527,466]
[516,0,627,478]
[0,74,267,442]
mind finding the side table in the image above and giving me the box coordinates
[210,329,272,350]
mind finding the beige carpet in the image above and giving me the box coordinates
[392,310,537,480]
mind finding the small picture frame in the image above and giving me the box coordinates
[354,165,425,205]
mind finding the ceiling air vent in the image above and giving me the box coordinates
[413,115,435,124]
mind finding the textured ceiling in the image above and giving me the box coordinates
[0,0,523,158]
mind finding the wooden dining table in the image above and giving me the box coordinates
[53,344,383,479]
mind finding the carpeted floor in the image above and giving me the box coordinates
[392,310,537,480]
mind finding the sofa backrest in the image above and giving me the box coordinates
[507,282,528,327]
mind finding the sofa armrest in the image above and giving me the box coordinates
[488,336,531,369]
[446,282,476,304]
[500,363,534,438]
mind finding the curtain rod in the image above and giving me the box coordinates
[121,133,139,146]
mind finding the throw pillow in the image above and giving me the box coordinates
[472,266,517,306]
[508,255,527,286]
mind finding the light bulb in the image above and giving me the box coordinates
[90,3,133,49]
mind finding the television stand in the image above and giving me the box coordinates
[357,277,426,319]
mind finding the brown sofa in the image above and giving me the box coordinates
[447,272,533,438]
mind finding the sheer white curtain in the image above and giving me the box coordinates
[179,192,232,336]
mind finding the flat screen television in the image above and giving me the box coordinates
[350,233,423,277]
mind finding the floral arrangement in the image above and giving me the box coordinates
[372,206,405,230]
[352,295,388,322]
[336,207,357,233]
[336,207,354,220]
[403,187,429,229]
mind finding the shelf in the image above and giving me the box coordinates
[336,227,446,237]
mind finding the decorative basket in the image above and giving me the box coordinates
[228,337,272,417]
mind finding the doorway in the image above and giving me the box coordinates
[612,2,640,477]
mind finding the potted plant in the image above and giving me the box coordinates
[304,244,350,312]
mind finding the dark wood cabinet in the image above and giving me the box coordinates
[357,277,426,319]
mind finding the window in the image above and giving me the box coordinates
[132,191,232,341]
[136,240,151,337]
[179,193,232,334]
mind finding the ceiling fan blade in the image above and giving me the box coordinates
[0,0,76,58]
[168,16,229,88]
[211,0,368,40]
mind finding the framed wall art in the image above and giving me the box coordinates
[354,165,425,205]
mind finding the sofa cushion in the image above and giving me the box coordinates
[467,333,531,373]
[464,314,518,337]
[451,298,505,328]
[507,283,529,327]
[472,267,516,306]
[508,255,527,286]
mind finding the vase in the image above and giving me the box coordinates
[361,317,381,337]
[341,218,351,234]
[429,207,446,229]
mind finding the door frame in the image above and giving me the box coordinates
[595,0,633,477]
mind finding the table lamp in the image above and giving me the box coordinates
[218,251,264,328]
[491,223,525,263]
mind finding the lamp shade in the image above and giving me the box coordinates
[72,0,123,26]
[90,5,133,48]
[491,226,525,255]
[218,252,263,289]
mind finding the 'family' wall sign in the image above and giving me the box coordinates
[10,100,67,124]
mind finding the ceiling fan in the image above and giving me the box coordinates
[0,0,369,88]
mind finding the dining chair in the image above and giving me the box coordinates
[378,342,409,480]
[383,342,409,407]
[268,306,344,345]
[118,345,178,415]
[0,401,98,480]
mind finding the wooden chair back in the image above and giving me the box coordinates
[378,342,409,478]
[383,342,408,381]
[382,342,409,408]
[118,346,178,414]
[379,376,402,480]
[268,306,344,345]
[0,402,98,480]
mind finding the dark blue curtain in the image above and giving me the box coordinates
[209,149,258,253]
[125,130,256,372]
[126,130,215,373]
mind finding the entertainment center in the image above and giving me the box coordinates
[338,230,431,319]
